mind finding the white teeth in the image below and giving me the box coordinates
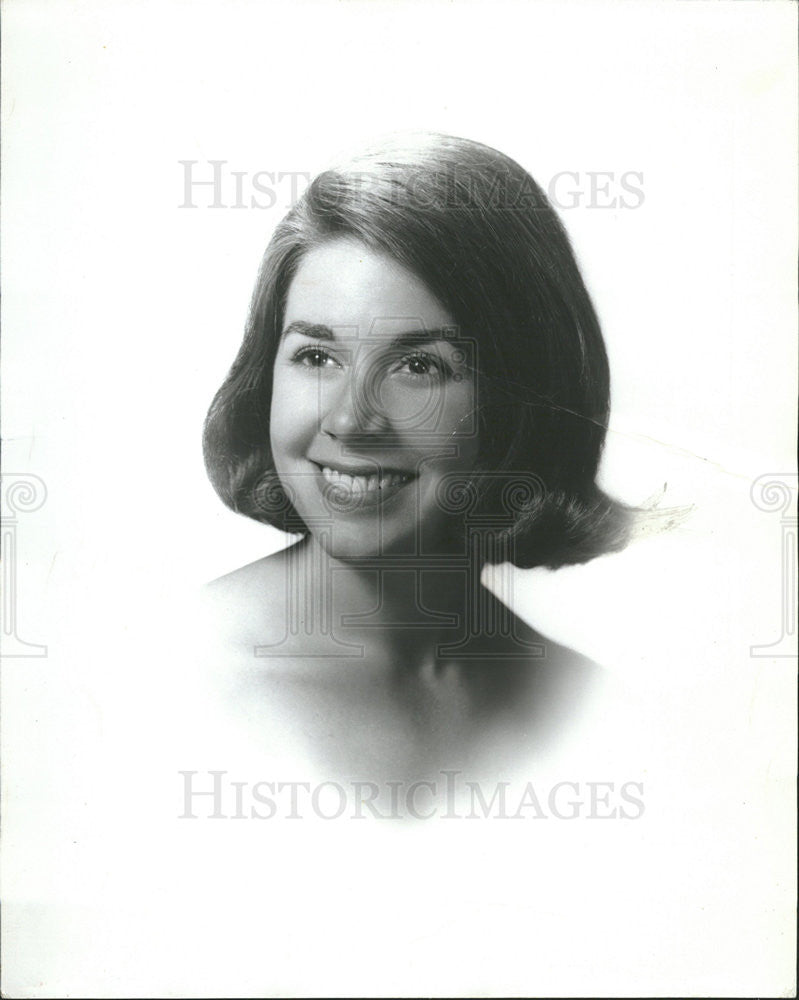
[320,466,410,493]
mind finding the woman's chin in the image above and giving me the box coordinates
[314,527,418,562]
[308,519,466,563]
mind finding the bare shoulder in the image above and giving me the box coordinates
[200,542,299,647]
[473,594,605,726]
[525,623,600,678]
[204,546,290,596]
[486,591,601,676]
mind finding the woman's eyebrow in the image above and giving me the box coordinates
[281,320,457,346]
[281,320,336,341]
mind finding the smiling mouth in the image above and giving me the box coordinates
[311,462,416,498]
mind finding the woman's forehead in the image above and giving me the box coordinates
[283,238,454,337]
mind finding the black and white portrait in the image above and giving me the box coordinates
[2,2,795,997]
[198,132,638,783]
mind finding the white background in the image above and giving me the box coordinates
[2,1,796,996]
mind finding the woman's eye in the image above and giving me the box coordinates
[397,352,445,378]
[293,346,339,369]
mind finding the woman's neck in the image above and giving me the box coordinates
[292,533,485,659]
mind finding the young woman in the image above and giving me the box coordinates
[201,133,632,780]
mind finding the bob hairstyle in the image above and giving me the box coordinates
[203,133,632,569]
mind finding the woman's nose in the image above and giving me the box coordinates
[319,366,390,440]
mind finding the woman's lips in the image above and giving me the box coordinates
[310,461,416,507]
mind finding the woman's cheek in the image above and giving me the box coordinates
[270,368,313,454]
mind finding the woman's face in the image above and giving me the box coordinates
[270,238,479,559]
